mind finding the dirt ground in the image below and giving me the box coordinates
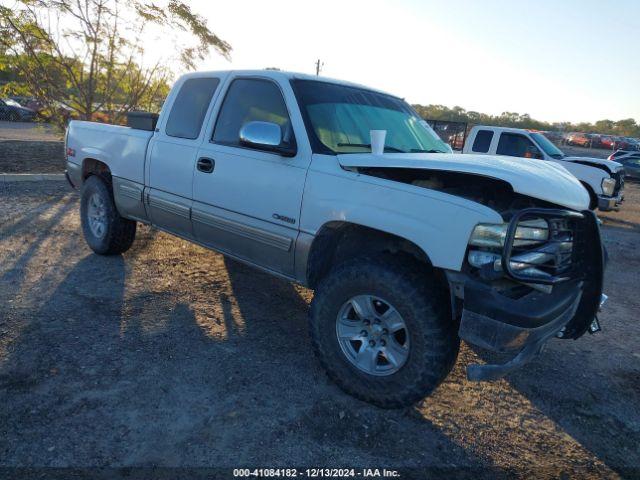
[0,180,639,479]
[0,121,62,142]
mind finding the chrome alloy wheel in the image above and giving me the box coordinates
[335,295,410,376]
[87,192,108,239]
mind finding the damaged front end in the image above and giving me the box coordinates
[448,207,606,381]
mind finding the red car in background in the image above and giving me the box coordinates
[599,135,617,149]
[566,132,591,147]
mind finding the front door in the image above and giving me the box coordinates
[496,132,544,160]
[193,77,309,276]
[146,76,221,238]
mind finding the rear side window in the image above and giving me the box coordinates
[212,78,294,149]
[472,130,493,153]
[496,133,541,158]
[165,77,220,139]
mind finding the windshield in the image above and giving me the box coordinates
[291,79,450,155]
[530,132,565,159]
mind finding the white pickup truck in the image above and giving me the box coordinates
[463,125,624,211]
[65,70,606,408]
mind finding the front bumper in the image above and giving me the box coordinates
[597,193,623,211]
[458,208,605,381]
[460,280,583,380]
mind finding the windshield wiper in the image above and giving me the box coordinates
[337,143,406,153]
[410,148,446,153]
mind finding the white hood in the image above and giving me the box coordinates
[562,156,622,173]
[338,152,591,211]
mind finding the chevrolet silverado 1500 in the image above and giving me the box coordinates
[66,70,606,408]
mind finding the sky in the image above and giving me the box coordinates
[161,0,639,124]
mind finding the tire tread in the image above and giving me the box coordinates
[81,175,136,255]
[309,254,459,408]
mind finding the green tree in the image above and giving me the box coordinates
[412,103,639,138]
[613,119,638,137]
[0,0,231,128]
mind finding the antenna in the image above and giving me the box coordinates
[315,59,324,76]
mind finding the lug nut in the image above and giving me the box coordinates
[382,328,388,335]
[361,330,368,337]
[374,318,381,324]
[380,340,386,346]
[363,319,370,326]
[369,340,376,347]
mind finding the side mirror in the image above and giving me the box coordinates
[239,121,296,157]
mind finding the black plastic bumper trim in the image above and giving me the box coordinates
[461,289,582,381]
[462,278,582,329]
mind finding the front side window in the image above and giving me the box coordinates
[165,77,220,139]
[291,80,450,155]
[530,132,565,159]
[212,78,294,149]
[497,133,542,159]
[472,130,493,153]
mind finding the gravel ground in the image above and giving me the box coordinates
[0,180,639,479]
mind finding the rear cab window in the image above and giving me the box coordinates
[472,130,493,153]
[165,77,220,139]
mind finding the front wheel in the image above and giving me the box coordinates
[80,175,136,255]
[309,255,459,408]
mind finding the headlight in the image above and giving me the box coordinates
[601,177,615,196]
[469,219,549,248]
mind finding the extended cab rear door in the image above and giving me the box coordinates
[465,128,496,155]
[192,74,312,277]
[145,74,225,238]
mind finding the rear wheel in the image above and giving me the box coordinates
[309,255,459,408]
[80,175,136,255]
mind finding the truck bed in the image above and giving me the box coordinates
[66,121,153,185]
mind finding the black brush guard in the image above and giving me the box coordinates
[460,208,605,381]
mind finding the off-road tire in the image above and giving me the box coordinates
[309,254,460,408]
[80,175,136,255]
